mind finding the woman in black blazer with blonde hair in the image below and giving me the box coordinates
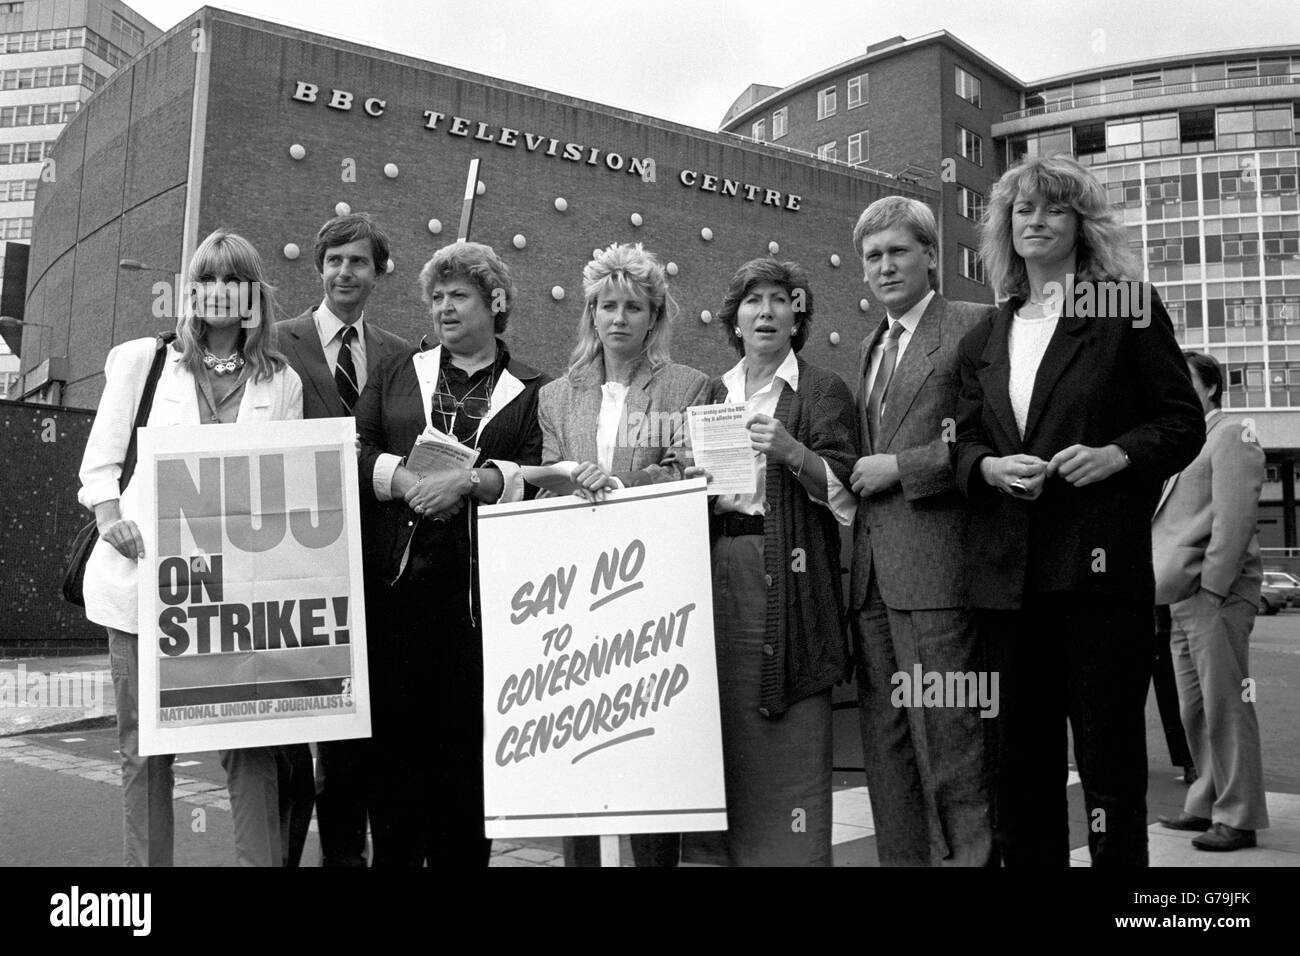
[952,155,1203,867]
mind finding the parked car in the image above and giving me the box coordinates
[1260,583,1286,616]
[1262,570,1300,608]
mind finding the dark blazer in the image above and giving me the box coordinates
[952,284,1204,610]
[355,340,548,585]
[277,308,410,571]
[276,308,411,419]
[538,357,711,487]
[850,293,993,611]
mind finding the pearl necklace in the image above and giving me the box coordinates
[202,349,245,375]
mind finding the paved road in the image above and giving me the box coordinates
[3,611,1297,866]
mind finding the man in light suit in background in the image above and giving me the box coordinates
[848,196,996,866]
[276,213,410,866]
[1154,351,1269,852]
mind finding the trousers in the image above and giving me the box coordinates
[978,594,1151,867]
[1170,591,1269,830]
[852,576,994,866]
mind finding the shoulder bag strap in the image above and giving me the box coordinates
[118,332,177,493]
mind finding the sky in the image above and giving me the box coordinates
[128,0,1299,130]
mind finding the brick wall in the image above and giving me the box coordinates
[0,400,104,655]
[28,11,938,408]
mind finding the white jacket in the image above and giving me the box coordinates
[77,338,303,632]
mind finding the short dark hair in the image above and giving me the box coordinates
[717,258,814,357]
[313,213,391,275]
[1183,350,1223,407]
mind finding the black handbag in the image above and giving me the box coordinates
[61,333,176,607]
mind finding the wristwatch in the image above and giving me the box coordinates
[468,468,481,489]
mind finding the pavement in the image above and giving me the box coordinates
[3,650,1298,867]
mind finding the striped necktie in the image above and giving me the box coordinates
[335,324,359,412]
[866,320,904,450]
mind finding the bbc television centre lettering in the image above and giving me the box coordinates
[291,80,802,213]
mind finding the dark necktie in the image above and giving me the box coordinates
[866,320,904,450]
[335,325,359,412]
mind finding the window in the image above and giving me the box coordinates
[772,106,787,140]
[955,66,982,108]
[751,118,766,141]
[847,73,868,109]
[847,130,869,165]
[960,245,986,285]
[0,64,100,92]
[0,3,24,13]
[1180,109,1215,142]
[0,179,38,201]
[817,86,836,120]
[958,125,982,166]
[816,140,838,162]
[0,141,52,165]
[1075,122,1106,155]
[957,185,987,221]
[0,216,31,239]
[0,102,79,128]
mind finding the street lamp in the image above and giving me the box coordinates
[0,316,64,404]
[119,258,174,274]
[0,315,53,359]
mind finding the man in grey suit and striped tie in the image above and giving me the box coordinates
[276,214,411,865]
[848,197,996,866]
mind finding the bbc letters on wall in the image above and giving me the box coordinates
[291,81,803,212]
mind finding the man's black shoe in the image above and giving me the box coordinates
[1193,824,1256,852]
[1158,812,1211,831]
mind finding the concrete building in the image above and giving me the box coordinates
[720,32,1022,307]
[722,33,1300,547]
[21,6,932,410]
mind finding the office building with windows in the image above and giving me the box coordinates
[0,0,159,366]
[722,34,1300,547]
[720,33,1022,306]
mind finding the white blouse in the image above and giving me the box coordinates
[1008,308,1060,437]
[595,381,629,474]
[713,350,855,526]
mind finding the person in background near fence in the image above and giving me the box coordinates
[951,156,1204,866]
[707,257,858,866]
[277,213,411,867]
[78,230,304,866]
[538,242,710,866]
[1154,351,1269,852]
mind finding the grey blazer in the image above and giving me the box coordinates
[538,356,711,486]
[275,308,411,420]
[1152,410,1265,605]
[850,293,993,611]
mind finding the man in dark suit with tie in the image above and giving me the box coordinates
[847,196,996,866]
[276,213,411,865]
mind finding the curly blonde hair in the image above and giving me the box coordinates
[980,155,1140,300]
[568,242,678,377]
